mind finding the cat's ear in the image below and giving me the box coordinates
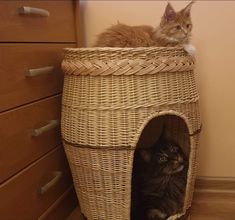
[140,149,152,162]
[180,1,195,17]
[162,2,176,23]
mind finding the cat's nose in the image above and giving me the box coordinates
[182,27,187,35]
[173,161,179,167]
[177,155,183,164]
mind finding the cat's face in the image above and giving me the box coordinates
[159,2,194,43]
[153,141,185,175]
[140,139,186,175]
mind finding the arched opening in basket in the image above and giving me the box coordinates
[131,113,191,220]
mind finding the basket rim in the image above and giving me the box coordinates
[61,46,194,76]
[63,46,185,53]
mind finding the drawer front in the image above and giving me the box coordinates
[0,1,76,42]
[0,147,72,219]
[0,95,62,183]
[0,43,76,112]
[38,187,78,220]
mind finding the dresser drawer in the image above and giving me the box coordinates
[0,95,62,183]
[38,187,78,220]
[0,147,72,219]
[0,1,76,42]
[0,43,76,112]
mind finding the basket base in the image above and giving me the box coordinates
[81,211,191,220]
[177,208,191,220]
[81,213,87,220]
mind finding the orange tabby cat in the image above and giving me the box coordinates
[94,1,195,55]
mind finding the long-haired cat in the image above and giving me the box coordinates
[94,1,195,55]
[132,135,188,220]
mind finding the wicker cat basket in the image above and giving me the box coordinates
[61,47,201,220]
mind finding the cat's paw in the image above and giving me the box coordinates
[183,44,196,56]
[147,209,167,220]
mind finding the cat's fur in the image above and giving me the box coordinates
[94,1,195,55]
[132,136,188,220]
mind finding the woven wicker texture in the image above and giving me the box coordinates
[61,47,201,220]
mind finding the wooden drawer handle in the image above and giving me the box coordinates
[19,6,50,17]
[39,171,63,195]
[32,120,59,137]
[25,66,54,77]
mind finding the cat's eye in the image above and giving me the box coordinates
[170,146,178,153]
[186,24,191,29]
[159,156,167,162]
[175,25,181,30]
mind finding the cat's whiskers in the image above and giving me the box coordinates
[173,164,184,173]
[164,36,181,43]
[159,152,169,157]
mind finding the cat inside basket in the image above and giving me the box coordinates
[131,115,190,220]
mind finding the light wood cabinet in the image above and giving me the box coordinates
[0,95,62,183]
[0,44,69,112]
[0,147,72,219]
[0,0,78,219]
[0,1,76,42]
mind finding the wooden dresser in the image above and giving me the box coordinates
[0,1,79,219]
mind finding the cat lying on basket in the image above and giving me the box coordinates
[94,1,195,56]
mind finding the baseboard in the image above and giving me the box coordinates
[194,176,235,201]
[195,176,235,191]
